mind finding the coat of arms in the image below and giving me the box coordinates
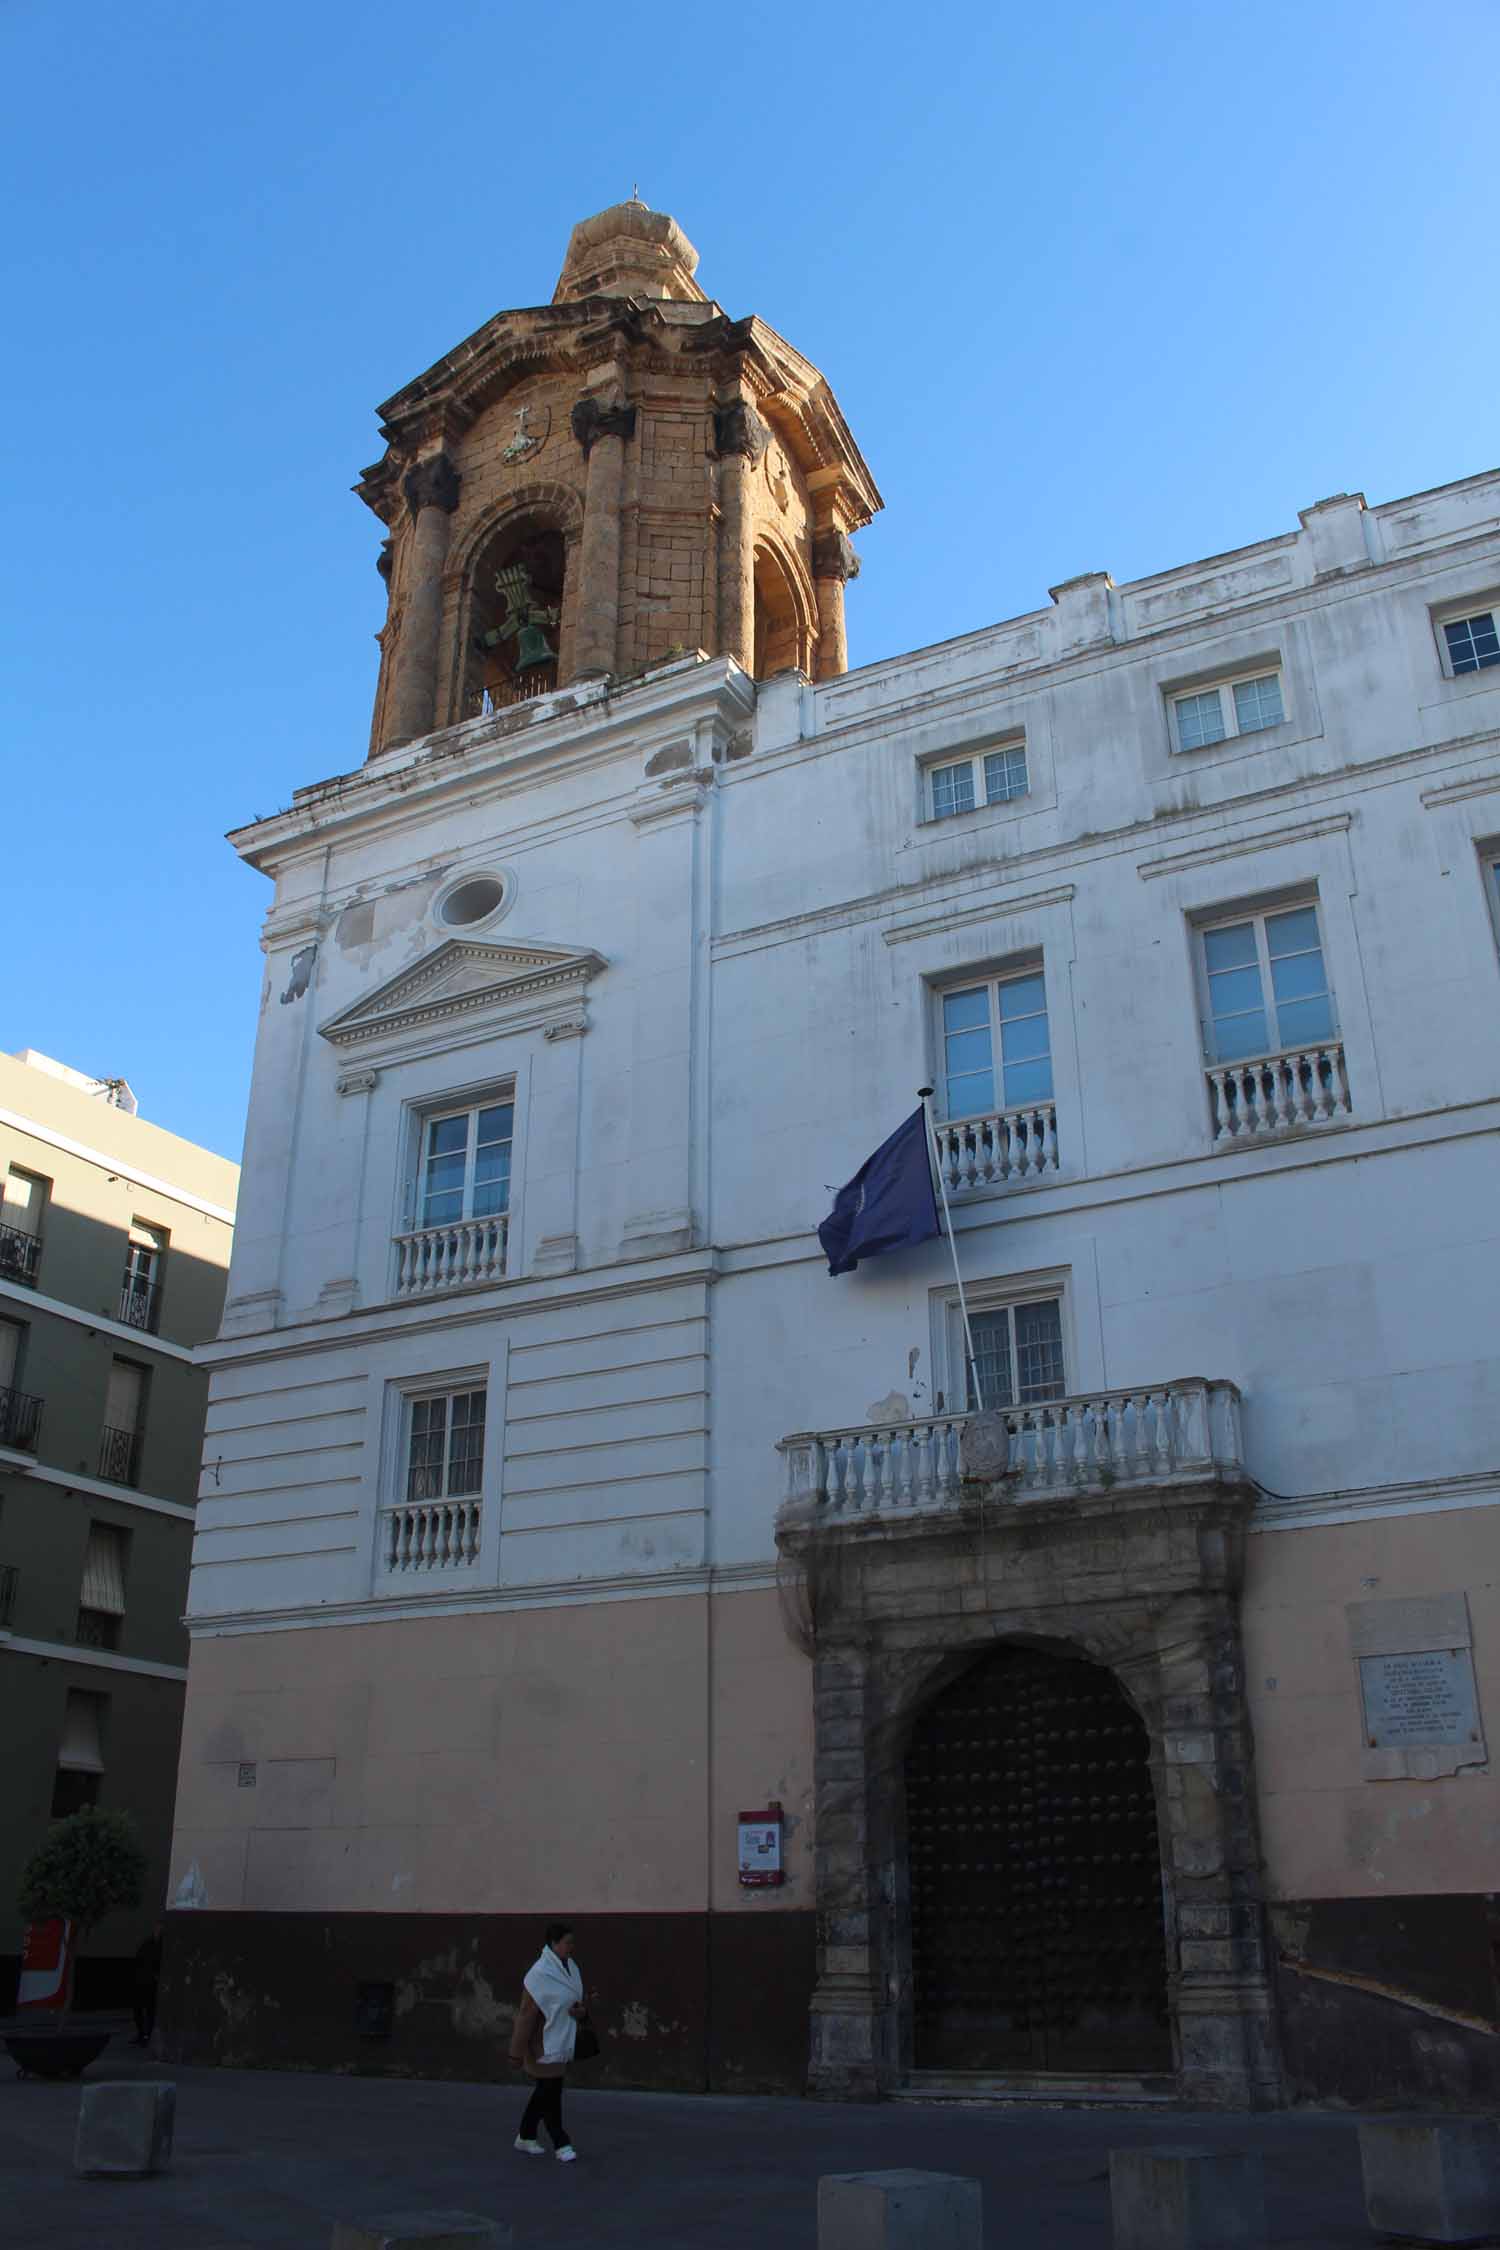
[499,403,551,465]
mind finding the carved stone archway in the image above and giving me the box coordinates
[778,1469,1283,2107]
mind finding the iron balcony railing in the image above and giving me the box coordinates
[0,1386,43,1453]
[97,1424,143,1487]
[74,1606,120,1651]
[117,1274,162,1333]
[0,1563,16,1628]
[0,1223,41,1287]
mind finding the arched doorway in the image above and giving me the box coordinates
[904,1642,1171,2074]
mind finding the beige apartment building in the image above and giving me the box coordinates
[0,1049,236,2008]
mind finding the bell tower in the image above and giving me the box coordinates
[356,199,882,756]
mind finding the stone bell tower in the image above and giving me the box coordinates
[356,199,883,756]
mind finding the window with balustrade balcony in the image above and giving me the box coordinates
[931,966,1059,1192]
[1196,898,1351,1140]
[0,1164,47,1288]
[380,1382,487,1577]
[0,1315,42,1453]
[394,1093,514,1297]
[119,1221,166,1333]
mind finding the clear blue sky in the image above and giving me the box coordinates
[3,0,1495,1162]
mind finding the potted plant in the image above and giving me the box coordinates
[4,1808,146,2078]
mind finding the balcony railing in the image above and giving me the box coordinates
[779,1378,1245,1520]
[393,1215,508,1298]
[74,1606,120,1651]
[1206,1040,1351,1142]
[932,1102,1060,1192]
[0,1563,16,1627]
[0,1223,41,1287]
[0,1386,43,1453]
[466,667,558,719]
[117,1275,161,1333]
[97,1424,143,1487]
[379,1495,483,1575]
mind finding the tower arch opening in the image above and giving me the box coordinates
[902,1639,1171,2075]
[462,517,566,717]
[753,541,813,678]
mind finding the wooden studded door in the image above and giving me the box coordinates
[905,1643,1172,2073]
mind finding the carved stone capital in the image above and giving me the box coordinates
[812,528,860,583]
[336,1067,379,1097]
[713,402,770,463]
[570,398,637,456]
[402,452,461,519]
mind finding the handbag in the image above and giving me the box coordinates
[572,2013,601,2064]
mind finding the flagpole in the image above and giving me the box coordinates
[918,1087,985,1413]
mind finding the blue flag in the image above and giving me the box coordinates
[818,1107,942,1276]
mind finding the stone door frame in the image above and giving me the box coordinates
[780,1475,1284,2106]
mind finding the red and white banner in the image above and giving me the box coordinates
[17,1918,74,2011]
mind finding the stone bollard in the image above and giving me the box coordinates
[819,2169,982,2249]
[74,2080,176,2178]
[330,2217,511,2250]
[1359,2119,1500,2244]
[1110,2147,1265,2250]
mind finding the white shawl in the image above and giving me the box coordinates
[523,1944,583,2065]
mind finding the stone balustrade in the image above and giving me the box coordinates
[379,1496,482,1574]
[931,1101,1059,1190]
[392,1215,508,1297]
[1206,1039,1351,1141]
[778,1378,1245,1520]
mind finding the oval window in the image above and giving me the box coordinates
[440,875,506,928]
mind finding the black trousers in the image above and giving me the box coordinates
[519,2074,570,2149]
[132,1988,156,2044]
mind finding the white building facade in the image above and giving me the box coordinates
[164,207,1500,2107]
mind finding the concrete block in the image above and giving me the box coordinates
[330,2222,510,2250]
[1110,2147,1264,2250]
[819,2168,981,2249]
[74,2080,176,2177]
[1359,2119,1500,2243]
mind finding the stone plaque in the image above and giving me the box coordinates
[1359,1648,1479,1749]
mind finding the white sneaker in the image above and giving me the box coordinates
[514,2136,546,2157]
[556,2145,578,2163]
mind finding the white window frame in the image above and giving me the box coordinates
[1481,846,1500,956]
[936,1275,1071,1418]
[1167,664,1286,754]
[1433,596,1500,682]
[403,1382,488,1505]
[935,961,1053,1121]
[1193,894,1338,1065]
[410,1089,515,1233]
[922,736,1029,823]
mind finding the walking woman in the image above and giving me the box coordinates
[510,1920,587,2162]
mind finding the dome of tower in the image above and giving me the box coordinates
[552,198,705,305]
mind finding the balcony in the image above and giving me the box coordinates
[0,1223,41,1287]
[97,1424,143,1487]
[117,1274,161,1333]
[379,1494,483,1575]
[1206,1040,1351,1141]
[932,1101,1060,1192]
[0,1563,15,1627]
[0,1386,43,1453]
[778,1378,1245,1522]
[393,1215,508,1298]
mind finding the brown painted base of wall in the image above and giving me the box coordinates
[157,1910,816,2095]
[1271,1897,1500,2110]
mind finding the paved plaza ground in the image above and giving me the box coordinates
[2,2032,1389,2248]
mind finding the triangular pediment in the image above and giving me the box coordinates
[319,938,606,1050]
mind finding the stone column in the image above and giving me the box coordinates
[383,452,461,748]
[811,528,859,681]
[570,397,636,679]
[713,402,768,671]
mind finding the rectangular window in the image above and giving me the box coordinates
[99,1358,148,1486]
[53,1688,106,1817]
[1200,902,1335,1063]
[0,1166,48,1287]
[926,740,1029,821]
[964,1297,1066,1410]
[1171,668,1284,753]
[418,1100,514,1230]
[407,1386,486,1504]
[80,1522,129,1617]
[1443,610,1500,677]
[941,970,1052,1118]
[120,1221,166,1332]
